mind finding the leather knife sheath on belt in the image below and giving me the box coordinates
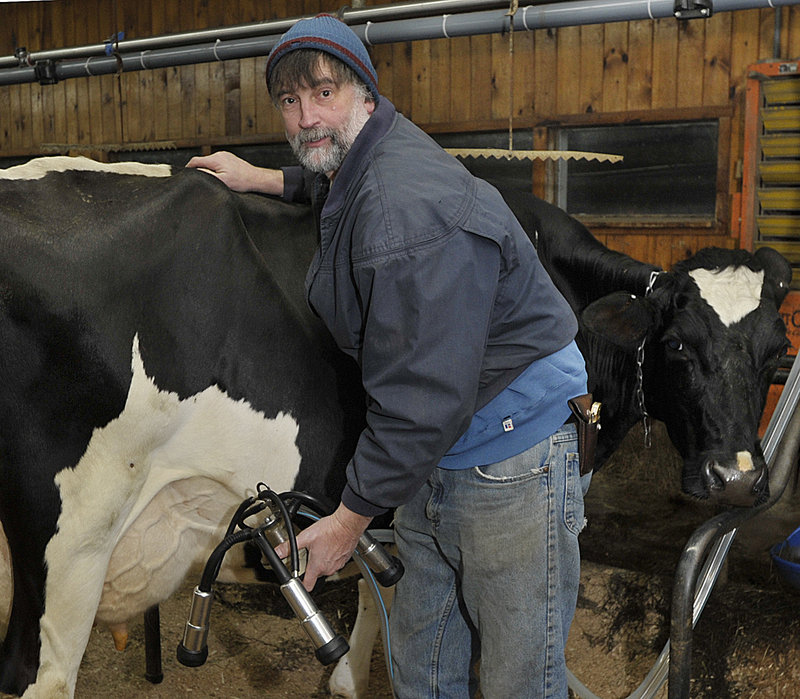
[567,394,601,476]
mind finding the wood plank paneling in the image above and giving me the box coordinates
[515,29,535,121]
[759,7,777,56]
[208,0,228,141]
[138,0,156,143]
[151,1,169,143]
[410,39,431,125]
[533,28,557,117]
[7,1,794,152]
[651,18,678,109]
[626,20,653,111]
[602,23,628,113]
[702,13,732,106]
[193,0,211,140]
[676,18,705,108]
[13,7,30,151]
[239,57,257,137]
[580,24,605,115]
[469,34,492,123]
[430,38,450,123]
[731,10,761,95]
[491,32,510,122]
[371,44,393,108]
[557,26,581,114]
[47,1,67,148]
[789,6,800,57]
[390,41,412,118]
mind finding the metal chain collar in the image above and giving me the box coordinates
[635,270,663,449]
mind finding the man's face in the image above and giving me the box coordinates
[276,60,375,175]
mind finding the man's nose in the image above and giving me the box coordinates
[298,101,321,129]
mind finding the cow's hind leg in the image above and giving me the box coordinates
[0,564,43,696]
[0,485,61,696]
[329,577,394,698]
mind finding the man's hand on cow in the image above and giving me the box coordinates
[186,151,284,196]
[275,503,372,592]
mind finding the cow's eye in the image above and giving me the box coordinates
[666,338,683,352]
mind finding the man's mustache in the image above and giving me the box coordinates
[296,128,337,145]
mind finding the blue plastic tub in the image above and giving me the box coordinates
[770,525,800,590]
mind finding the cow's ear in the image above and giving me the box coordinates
[755,246,792,307]
[581,291,658,351]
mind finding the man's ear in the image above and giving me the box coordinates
[366,99,376,115]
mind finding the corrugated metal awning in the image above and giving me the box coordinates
[443,149,623,162]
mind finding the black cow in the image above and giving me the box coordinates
[0,158,790,698]
[502,188,791,505]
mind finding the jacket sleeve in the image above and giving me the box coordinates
[280,166,315,204]
[340,230,503,516]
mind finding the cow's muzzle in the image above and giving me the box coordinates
[700,453,770,507]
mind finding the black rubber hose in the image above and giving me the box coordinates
[198,529,253,592]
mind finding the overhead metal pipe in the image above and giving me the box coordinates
[1,0,799,86]
[0,0,510,71]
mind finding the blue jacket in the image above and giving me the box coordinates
[283,97,580,517]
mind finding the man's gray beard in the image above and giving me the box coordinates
[289,100,371,174]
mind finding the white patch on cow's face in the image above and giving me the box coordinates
[0,155,171,180]
[689,267,764,327]
[33,334,301,692]
[736,450,755,472]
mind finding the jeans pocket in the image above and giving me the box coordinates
[473,439,549,484]
[563,450,586,536]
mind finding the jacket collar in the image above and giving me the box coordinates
[321,95,397,218]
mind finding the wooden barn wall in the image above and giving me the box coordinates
[1,1,800,269]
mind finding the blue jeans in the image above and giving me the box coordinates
[389,423,588,698]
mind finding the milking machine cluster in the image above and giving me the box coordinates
[176,484,403,667]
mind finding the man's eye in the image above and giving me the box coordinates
[320,89,333,98]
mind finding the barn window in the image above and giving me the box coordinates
[556,121,719,220]
[432,130,534,192]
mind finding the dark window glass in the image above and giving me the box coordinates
[560,121,718,217]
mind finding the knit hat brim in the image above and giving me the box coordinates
[266,14,379,103]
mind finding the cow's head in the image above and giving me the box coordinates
[583,247,792,507]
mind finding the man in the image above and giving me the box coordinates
[188,14,588,698]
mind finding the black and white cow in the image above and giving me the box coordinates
[0,157,368,698]
[0,157,791,698]
[501,188,792,506]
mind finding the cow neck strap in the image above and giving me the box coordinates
[636,270,663,449]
